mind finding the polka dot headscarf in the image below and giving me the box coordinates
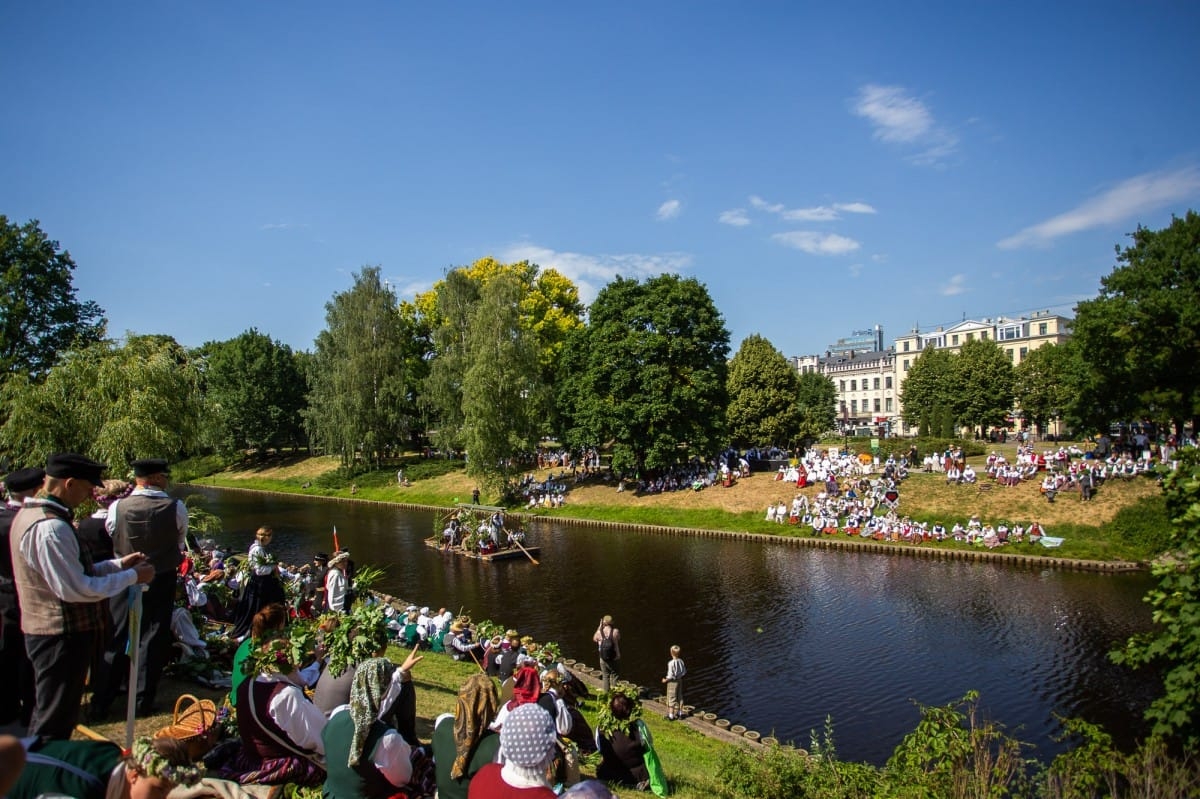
[499,702,557,769]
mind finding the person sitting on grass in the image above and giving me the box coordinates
[433,673,503,799]
[322,653,433,799]
[215,632,328,786]
[230,602,289,708]
[595,690,651,791]
[9,736,201,799]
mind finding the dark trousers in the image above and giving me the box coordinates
[25,630,97,740]
[138,573,177,708]
[0,615,35,726]
[91,575,176,714]
[599,657,620,693]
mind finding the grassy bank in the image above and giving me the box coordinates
[183,446,1169,564]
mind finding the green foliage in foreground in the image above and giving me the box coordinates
[716,694,1200,799]
[1112,448,1200,746]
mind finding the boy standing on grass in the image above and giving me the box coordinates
[662,644,687,720]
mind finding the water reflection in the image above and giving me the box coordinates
[186,486,1157,764]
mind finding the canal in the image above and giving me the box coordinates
[185,485,1159,765]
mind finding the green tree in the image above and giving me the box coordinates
[899,348,956,429]
[305,267,418,467]
[461,273,547,495]
[558,274,730,476]
[725,334,801,448]
[1112,448,1200,747]
[1073,210,1200,437]
[1014,342,1077,436]
[0,217,106,381]
[952,338,1015,437]
[200,328,307,453]
[795,371,837,447]
[420,268,481,455]
[0,334,209,467]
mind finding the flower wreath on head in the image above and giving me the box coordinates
[125,738,205,786]
[243,622,318,677]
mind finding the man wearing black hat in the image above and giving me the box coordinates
[9,453,154,739]
[102,458,188,716]
[0,467,44,727]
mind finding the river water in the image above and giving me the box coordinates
[186,486,1158,765]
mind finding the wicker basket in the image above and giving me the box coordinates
[154,694,218,759]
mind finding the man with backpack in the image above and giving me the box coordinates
[593,614,621,692]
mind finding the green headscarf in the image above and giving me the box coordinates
[347,657,401,767]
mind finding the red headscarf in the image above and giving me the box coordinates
[506,664,541,711]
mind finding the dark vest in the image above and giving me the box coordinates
[237,678,318,761]
[322,710,394,799]
[9,500,106,636]
[112,493,183,574]
[0,502,21,622]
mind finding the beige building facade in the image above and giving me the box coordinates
[793,311,1072,437]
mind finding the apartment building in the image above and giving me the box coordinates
[792,312,1071,437]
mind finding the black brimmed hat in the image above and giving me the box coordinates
[3,467,45,493]
[45,453,106,487]
[131,458,170,477]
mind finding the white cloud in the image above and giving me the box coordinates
[940,274,968,296]
[750,197,877,223]
[500,243,692,304]
[848,263,864,278]
[852,84,958,165]
[719,209,751,227]
[656,199,682,220]
[997,166,1200,249]
[259,222,307,231]
[771,231,861,255]
[749,195,784,213]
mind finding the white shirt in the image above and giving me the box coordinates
[17,497,138,602]
[325,568,347,612]
[253,673,328,761]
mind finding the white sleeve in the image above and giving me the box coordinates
[105,499,120,536]
[372,729,413,787]
[22,519,137,602]
[269,684,328,760]
[554,698,573,736]
[176,501,189,549]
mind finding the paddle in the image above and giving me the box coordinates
[511,536,539,565]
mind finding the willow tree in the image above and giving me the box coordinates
[305,267,418,467]
[461,273,547,494]
[0,334,209,467]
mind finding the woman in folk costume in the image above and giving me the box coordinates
[432,673,503,799]
[231,525,288,639]
[217,633,328,786]
[8,736,202,799]
[323,654,435,799]
[491,660,542,729]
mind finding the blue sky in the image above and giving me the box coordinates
[3,2,1198,359]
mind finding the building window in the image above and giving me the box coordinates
[851,380,857,391]
[886,376,893,389]
[981,330,988,340]
[1019,347,1028,360]
[874,398,881,412]
[851,400,858,414]
[903,359,909,371]
[952,334,959,345]
[999,326,1019,341]
[1039,322,1048,336]
[903,341,910,352]
[885,398,893,412]
[840,380,846,391]
[1008,348,1015,361]
[873,377,880,390]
